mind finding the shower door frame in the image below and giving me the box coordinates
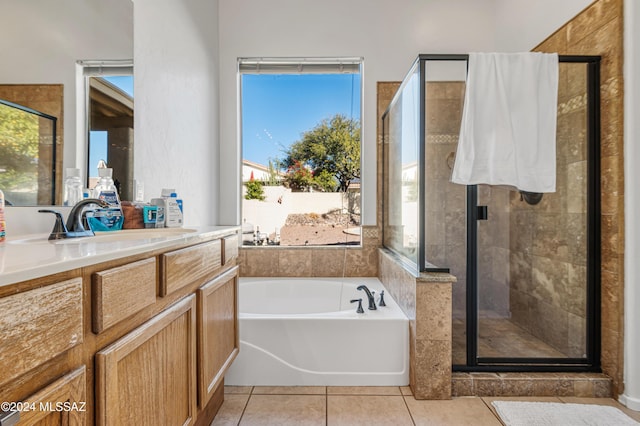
[382,54,602,371]
[461,55,602,372]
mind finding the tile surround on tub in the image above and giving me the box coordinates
[239,225,380,277]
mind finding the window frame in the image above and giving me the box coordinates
[237,56,364,248]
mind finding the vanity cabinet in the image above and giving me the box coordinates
[16,367,86,426]
[95,296,197,426]
[0,278,83,387]
[197,268,239,407]
[0,277,85,426]
[92,258,157,334]
[161,240,222,297]
[0,228,240,426]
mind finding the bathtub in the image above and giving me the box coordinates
[224,277,409,386]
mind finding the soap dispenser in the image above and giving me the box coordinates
[88,168,124,231]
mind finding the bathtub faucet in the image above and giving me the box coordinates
[357,285,377,310]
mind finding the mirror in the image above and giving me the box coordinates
[0,1,133,206]
[85,69,134,201]
[0,91,61,206]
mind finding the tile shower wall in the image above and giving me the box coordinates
[508,62,589,358]
[424,82,468,320]
[534,0,625,396]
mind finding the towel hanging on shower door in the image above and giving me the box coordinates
[451,52,559,193]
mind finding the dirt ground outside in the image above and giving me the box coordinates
[276,211,360,246]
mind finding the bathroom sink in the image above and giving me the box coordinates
[7,228,197,245]
[54,228,197,244]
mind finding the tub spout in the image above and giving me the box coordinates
[357,285,377,310]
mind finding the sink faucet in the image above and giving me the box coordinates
[66,198,109,233]
[357,284,377,310]
[39,198,109,240]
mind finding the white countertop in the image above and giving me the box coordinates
[0,226,239,287]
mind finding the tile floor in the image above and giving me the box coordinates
[212,386,640,425]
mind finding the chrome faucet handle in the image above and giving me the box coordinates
[379,290,387,307]
[38,209,69,240]
[350,298,364,314]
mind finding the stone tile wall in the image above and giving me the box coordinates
[239,225,381,277]
[379,249,454,399]
[533,0,625,396]
[508,61,590,357]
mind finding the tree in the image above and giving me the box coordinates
[283,160,314,192]
[0,103,40,191]
[244,178,265,200]
[284,114,360,192]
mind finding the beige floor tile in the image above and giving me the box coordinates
[482,396,562,418]
[327,395,413,425]
[327,386,402,395]
[240,395,326,426]
[405,396,502,426]
[400,386,413,396]
[212,394,250,426]
[559,397,640,422]
[252,386,326,395]
[224,386,254,395]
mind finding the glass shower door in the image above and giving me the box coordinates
[474,60,594,364]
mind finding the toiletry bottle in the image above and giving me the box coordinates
[89,168,124,231]
[150,198,166,228]
[161,189,183,228]
[63,168,83,206]
[169,192,183,226]
[0,189,5,244]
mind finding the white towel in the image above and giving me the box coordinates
[451,52,559,193]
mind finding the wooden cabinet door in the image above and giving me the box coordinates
[95,296,197,426]
[197,267,239,407]
[9,366,86,426]
[0,278,83,387]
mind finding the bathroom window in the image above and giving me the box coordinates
[239,57,363,247]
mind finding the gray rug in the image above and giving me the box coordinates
[491,401,640,426]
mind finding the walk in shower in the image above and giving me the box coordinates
[382,54,601,371]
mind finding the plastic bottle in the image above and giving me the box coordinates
[63,168,83,206]
[161,189,183,228]
[0,189,5,244]
[88,168,124,231]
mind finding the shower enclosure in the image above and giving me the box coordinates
[382,54,601,371]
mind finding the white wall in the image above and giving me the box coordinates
[622,0,640,411]
[218,0,499,226]
[133,0,220,226]
[493,0,593,51]
[0,0,133,173]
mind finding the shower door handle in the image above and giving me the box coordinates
[476,205,488,220]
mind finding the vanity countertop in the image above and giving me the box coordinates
[0,226,240,287]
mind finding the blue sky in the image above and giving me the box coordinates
[242,73,361,167]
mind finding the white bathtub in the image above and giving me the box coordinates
[225,277,409,386]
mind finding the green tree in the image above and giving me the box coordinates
[284,114,360,192]
[0,102,40,191]
[283,160,314,192]
[263,159,282,186]
[244,178,265,200]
